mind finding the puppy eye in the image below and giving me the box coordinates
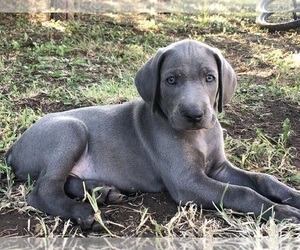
[166,76,176,85]
[206,74,215,82]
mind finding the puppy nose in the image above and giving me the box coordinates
[181,108,204,122]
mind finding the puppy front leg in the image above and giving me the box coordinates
[166,172,300,223]
[209,160,300,209]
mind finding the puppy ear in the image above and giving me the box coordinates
[214,51,237,113]
[135,48,169,113]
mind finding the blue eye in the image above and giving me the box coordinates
[166,76,176,85]
[206,74,215,82]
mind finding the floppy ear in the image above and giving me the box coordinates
[135,48,170,113]
[214,51,237,113]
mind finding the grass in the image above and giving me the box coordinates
[0,12,300,239]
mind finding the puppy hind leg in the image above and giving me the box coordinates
[65,175,127,204]
[26,119,104,230]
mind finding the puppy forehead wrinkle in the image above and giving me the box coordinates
[164,44,217,70]
[171,41,213,56]
[162,53,218,76]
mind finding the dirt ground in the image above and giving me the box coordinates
[0,13,300,237]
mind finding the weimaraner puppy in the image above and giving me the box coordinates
[5,40,300,230]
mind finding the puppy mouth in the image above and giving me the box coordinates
[185,121,208,130]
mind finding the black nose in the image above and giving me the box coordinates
[181,107,204,123]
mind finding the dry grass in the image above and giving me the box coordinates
[0,12,300,240]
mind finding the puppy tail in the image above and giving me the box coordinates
[1,147,13,179]
[3,146,13,167]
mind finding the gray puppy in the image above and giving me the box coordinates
[5,40,300,230]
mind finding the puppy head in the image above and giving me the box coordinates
[135,40,237,130]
